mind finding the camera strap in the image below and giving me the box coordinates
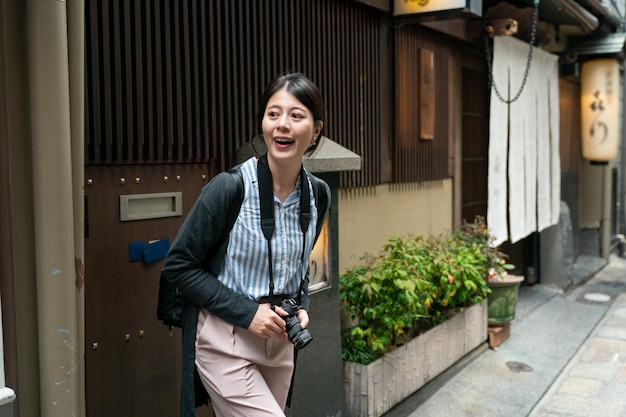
[257,154,310,309]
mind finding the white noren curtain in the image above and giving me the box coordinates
[487,36,560,245]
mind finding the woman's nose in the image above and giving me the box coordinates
[277,114,290,130]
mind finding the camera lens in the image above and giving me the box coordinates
[285,316,313,349]
[281,299,313,349]
[292,329,312,349]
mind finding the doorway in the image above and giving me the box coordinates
[461,57,489,224]
[84,163,214,417]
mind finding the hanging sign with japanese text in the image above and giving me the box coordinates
[581,59,620,163]
[393,0,477,16]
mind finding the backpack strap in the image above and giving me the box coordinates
[203,167,244,264]
[257,155,311,308]
[294,172,329,305]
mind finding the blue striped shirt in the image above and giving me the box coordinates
[218,157,319,301]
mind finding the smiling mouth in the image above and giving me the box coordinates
[274,138,294,146]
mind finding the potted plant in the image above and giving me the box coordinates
[340,226,491,416]
[459,216,522,346]
[485,270,524,325]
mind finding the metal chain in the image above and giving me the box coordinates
[484,0,539,104]
[609,0,626,31]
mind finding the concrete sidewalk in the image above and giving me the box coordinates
[384,255,626,417]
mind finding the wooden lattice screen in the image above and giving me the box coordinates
[85,0,383,188]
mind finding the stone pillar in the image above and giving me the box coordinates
[540,201,574,290]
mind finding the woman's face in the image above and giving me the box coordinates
[261,87,323,167]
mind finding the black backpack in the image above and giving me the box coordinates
[157,167,329,328]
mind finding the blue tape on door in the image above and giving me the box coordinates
[144,238,170,263]
[129,241,145,262]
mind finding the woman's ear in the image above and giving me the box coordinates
[314,121,324,138]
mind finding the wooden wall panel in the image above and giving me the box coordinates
[394,25,454,183]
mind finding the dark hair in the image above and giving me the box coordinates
[255,72,325,143]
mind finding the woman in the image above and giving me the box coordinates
[163,72,330,417]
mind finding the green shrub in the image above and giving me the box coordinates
[340,217,497,365]
[339,238,429,364]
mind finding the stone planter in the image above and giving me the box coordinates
[343,302,487,417]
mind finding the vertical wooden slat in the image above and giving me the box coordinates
[199,0,208,159]
[221,0,230,162]
[112,0,123,160]
[419,48,435,140]
[235,0,246,147]
[181,0,192,160]
[341,4,349,167]
[86,0,101,161]
[154,0,164,161]
[173,2,183,160]
[134,0,144,161]
[189,0,199,160]
[247,1,259,143]
[275,3,284,72]
[207,1,218,161]
[224,0,234,162]
[373,16,381,184]
[100,1,112,161]
[144,0,154,160]
[122,0,133,160]
[214,0,226,169]
[163,1,173,160]
[250,1,258,140]
[294,2,304,75]
[249,0,261,126]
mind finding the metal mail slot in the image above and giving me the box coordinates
[119,192,182,221]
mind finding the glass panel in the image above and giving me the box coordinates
[308,219,330,293]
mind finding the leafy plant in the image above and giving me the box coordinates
[458,216,515,281]
[418,231,491,327]
[340,240,429,363]
[340,217,504,365]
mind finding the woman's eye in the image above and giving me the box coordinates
[268,111,279,118]
[291,113,304,120]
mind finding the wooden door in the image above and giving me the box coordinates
[461,62,489,223]
[84,164,214,417]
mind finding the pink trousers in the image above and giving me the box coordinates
[195,309,295,417]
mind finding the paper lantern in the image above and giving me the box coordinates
[581,59,620,164]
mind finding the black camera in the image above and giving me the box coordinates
[280,298,312,349]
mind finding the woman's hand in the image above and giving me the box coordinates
[248,303,287,339]
[295,308,309,329]
[278,308,309,345]
[248,304,310,345]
